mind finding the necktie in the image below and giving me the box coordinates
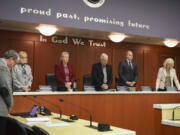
[129,61,133,69]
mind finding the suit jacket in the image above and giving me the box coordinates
[118,60,138,86]
[91,62,113,91]
[0,58,13,117]
[55,62,75,87]
[156,67,180,90]
[12,63,33,92]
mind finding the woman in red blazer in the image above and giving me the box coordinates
[55,51,75,91]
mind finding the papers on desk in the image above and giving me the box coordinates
[26,117,50,123]
[39,85,52,92]
[103,131,136,135]
[26,117,70,127]
[45,123,70,127]
[84,86,96,91]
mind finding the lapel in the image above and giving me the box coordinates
[106,64,108,74]
[0,58,10,72]
[131,61,134,69]
[126,60,129,68]
[67,64,71,76]
[98,63,103,75]
[162,68,167,77]
[60,62,65,77]
[170,69,174,80]
[126,60,132,70]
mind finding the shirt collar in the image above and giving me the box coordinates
[126,59,132,63]
[101,63,106,68]
[1,58,8,67]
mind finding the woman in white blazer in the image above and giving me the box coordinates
[156,58,180,91]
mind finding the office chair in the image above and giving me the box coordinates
[3,116,28,135]
[115,76,128,91]
[83,74,95,91]
[45,73,57,91]
[45,73,78,91]
[141,86,152,91]
[166,86,177,91]
[3,116,50,135]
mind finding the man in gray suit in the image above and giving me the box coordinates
[0,50,19,135]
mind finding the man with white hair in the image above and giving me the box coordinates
[91,53,113,91]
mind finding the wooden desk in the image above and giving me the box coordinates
[12,91,180,135]
[10,113,136,135]
[154,104,180,135]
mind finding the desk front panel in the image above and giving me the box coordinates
[12,92,180,135]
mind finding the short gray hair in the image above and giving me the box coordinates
[3,50,19,60]
[60,51,69,60]
[100,53,108,59]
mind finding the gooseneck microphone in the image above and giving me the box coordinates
[23,95,41,105]
[33,96,62,119]
[172,106,180,120]
[59,98,93,127]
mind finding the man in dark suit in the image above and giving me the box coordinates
[91,53,113,91]
[118,50,138,87]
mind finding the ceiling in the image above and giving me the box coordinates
[0,19,179,48]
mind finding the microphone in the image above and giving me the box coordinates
[33,96,62,119]
[172,106,180,120]
[59,98,93,127]
[23,95,41,105]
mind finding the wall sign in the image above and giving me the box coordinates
[40,35,106,47]
[0,0,180,39]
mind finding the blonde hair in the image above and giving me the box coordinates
[19,51,28,58]
[60,51,69,60]
[163,58,174,68]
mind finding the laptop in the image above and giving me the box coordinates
[11,105,39,118]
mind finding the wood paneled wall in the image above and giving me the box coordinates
[0,30,180,90]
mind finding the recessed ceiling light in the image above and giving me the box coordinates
[37,25,57,36]
[163,39,179,48]
[109,33,126,42]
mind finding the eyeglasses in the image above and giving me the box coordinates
[20,57,28,59]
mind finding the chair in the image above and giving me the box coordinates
[2,116,50,135]
[45,73,78,91]
[115,76,121,87]
[83,74,95,91]
[141,86,152,91]
[4,116,28,135]
[116,86,129,91]
[166,86,177,91]
[45,73,57,91]
[115,76,128,91]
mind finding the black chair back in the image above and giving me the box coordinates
[83,74,95,91]
[141,86,152,91]
[115,76,121,90]
[115,76,121,85]
[3,116,50,135]
[45,73,57,91]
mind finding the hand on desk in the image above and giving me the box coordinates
[65,82,72,89]
[126,82,136,87]
[101,84,108,90]
[22,86,29,92]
